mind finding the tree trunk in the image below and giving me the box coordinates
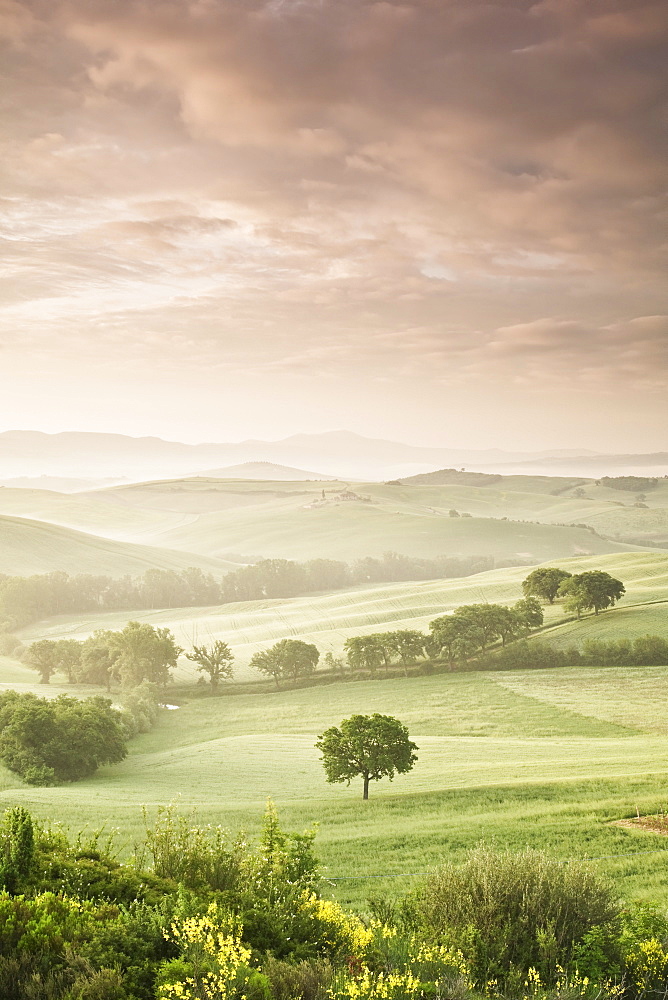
[363,775,370,800]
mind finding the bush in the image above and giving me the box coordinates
[411,845,620,989]
[262,956,333,1000]
[0,633,23,657]
[0,692,127,784]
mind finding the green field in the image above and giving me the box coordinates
[2,667,668,907]
[2,491,668,912]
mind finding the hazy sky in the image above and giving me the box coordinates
[1,0,666,450]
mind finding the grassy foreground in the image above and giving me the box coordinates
[2,666,668,908]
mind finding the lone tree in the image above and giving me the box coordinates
[558,571,625,617]
[315,713,418,800]
[522,567,572,604]
[186,640,234,690]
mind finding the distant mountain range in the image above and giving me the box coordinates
[0,430,664,482]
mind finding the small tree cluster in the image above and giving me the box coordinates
[23,621,182,689]
[250,639,320,687]
[523,567,625,617]
[344,631,426,675]
[428,599,543,666]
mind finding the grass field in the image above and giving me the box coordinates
[2,667,668,907]
[4,550,668,909]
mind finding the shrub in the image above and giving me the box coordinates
[411,845,620,989]
[262,956,333,1000]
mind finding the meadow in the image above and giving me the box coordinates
[2,662,668,909]
[2,491,668,915]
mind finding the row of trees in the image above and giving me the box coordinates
[0,553,498,630]
[25,621,182,688]
[19,567,627,691]
[342,599,544,674]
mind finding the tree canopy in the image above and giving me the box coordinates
[186,640,234,690]
[558,571,625,617]
[522,567,573,604]
[250,639,319,687]
[0,692,127,785]
[316,713,418,799]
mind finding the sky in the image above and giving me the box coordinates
[1,0,666,451]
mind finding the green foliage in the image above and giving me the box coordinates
[523,568,573,605]
[344,636,385,674]
[108,620,182,687]
[186,640,235,689]
[78,631,120,690]
[250,639,319,687]
[412,845,620,989]
[119,680,160,737]
[0,806,35,893]
[0,692,127,784]
[316,714,418,799]
[24,638,59,683]
[141,803,248,894]
[558,571,625,617]
[262,955,333,1000]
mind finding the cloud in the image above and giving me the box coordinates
[0,0,665,445]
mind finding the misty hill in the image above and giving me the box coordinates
[2,473,666,559]
[0,486,196,540]
[148,494,645,565]
[200,462,338,481]
[0,514,234,577]
[0,476,125,492]
[0,429,631,482]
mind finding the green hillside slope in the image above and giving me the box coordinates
[0,514,234,577]
[19,553,668,678]
[2,666,668,906]
[153,499,644,563]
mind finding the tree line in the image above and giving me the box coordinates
[478,635,668,671]
[17,567,628,691]
[0,553,497,630]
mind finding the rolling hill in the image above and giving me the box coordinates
[0,514,235,577]
[18,552,668,679]
[1,474,665,557]
[198,462,338,481]
[150,493,648,564]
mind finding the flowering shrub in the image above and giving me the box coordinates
[157,903,253,1000]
